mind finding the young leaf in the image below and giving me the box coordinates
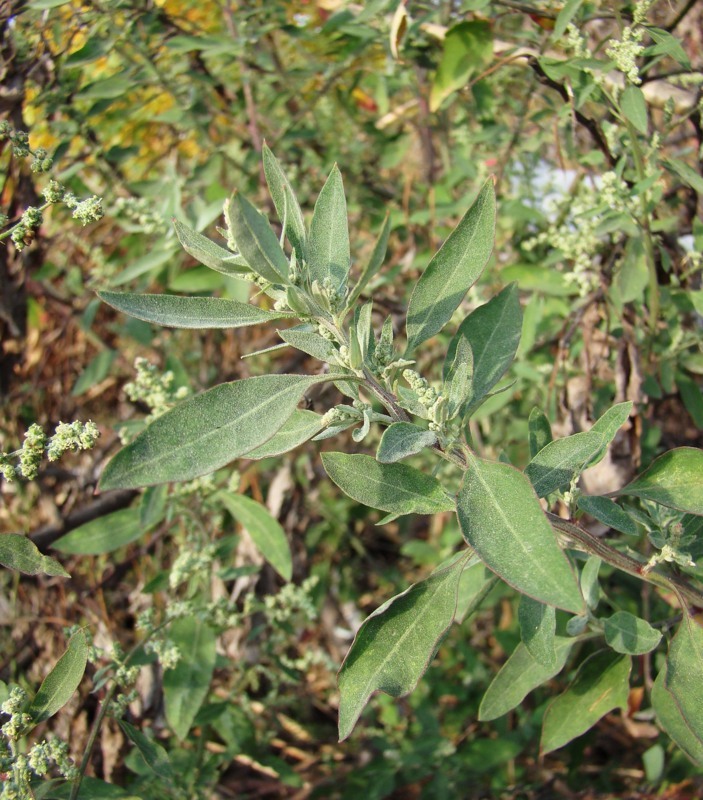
[98,292,291,329]
[443,336,473,418]
[307,164,350,292]
[518,596,557,669]
[243,409,323,459]
[604,611,662,655]
[338,553,466,740]
[217,491,292,581]
[620,85,648,135]
[580,556,601,610]
[53,508,144,555]
[376,422,437,464]
[0,534,69,577]
[354,301,374,364]
[664,614,703,742]
[576,495,639,536]
[613,447,703,515]
[652,669,703,766]
[262,143,306,259]
[348,212,391,306]
[118,720,174,782]
[406,180,496,353]
[226,192,290,284]
[524,430,604,497]
[173,219,249,276]
[587,401,632,466]
[278,327,340,363]
[100,374,331,490]
[540,650,631,754]
[163,617,216,741]
[528,407,553,458]
[456,456,583,613]
[28,631,88,724]
[321,452,455,516]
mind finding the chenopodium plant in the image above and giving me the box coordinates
[97,146,703,760]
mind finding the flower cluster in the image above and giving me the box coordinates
[169,540,217,589]
[606,26,645,85]
[123,357,189,424]
[114,195,168,235]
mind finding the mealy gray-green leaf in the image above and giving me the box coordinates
[444,282,521,414]
[443,335,473,418]
[519,596,557,669]
[376,422,437,464]
[217,491,292,581]
[348,212,391,306]
[652,668,703,765]
[0,534,69,577]
[406,180,496,353]
[604,611,662,655]
[173,219,249,276]
[664,614,703,742]
[587,401,632,467]
[580,555,601,610]
[118,720,174,782]
[540,650,631,754]
[98,291,290,329]
[524,430,604,498]
[28,631,88,724]
[262,143,306,259]
[338,553,466,740]
[354,301,374,364]
[576,495,639,536]
[321,452,455,516]
[278,327,340,363]
[243,409,323,459]
[163,617,216,741]
[528,407,552,458]
[456,456,583,613]
[100,374,330,490]
[613,447,703,515]
[307,164,350,292]
[226,192,290,284]
[53,508,144,555]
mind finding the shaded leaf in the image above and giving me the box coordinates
[519,596,557,669]
[0,534,69,577]
[652,668,703,765]
[664,615,703,742]
[118,720,174,782]
[307,165,350,291]
[528,407,553,458]
[376,422,437,464]
[604,611,662,655]
[28,631,88,724]
[525,430,604,497]
[53,508,144,555]
[576,495,639,536]
[430,21,493,111]
[243,409,323,459]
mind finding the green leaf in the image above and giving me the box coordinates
[614,447,703,515]
[226,193,290,284]
[321,452,455,516]
[663,158,703,195]
[243,409,323,459]
[456,456,583,612]
[645,27,691,70]
[664,615,703,743]
[98,292,290,329]
[0,535,69,577]
[677,371,703,429]
[479,638,573,721]
[307,164,350,291]
[118,720,174,782]
[576,495,638,536]
[71,349,115,397]
[519,596,557,669]
[28,631,88,724]
[33,777,138,799]
[443,336,473,418]
[580,556,601,610]
[406,180,495,353]
[100,374,331,490]
[588,401,633,466]
[444,283,521,413]
[528,407,553,458]
[652,668,703,765]
[173,219,248,276]
[262,143,306,259]
[525,431,604,497]
[429,21,493,111]
[354,301,374,365]
[163,617,216,740]
[53,508,144,555]
[348,212,391,305]
[140,484,168,531]
[620,85,648,135]
[217,492,292,581]
[540,651,631,754]
[278,327,340,363]
[604,611,662,655]
[552,0,583,39]
[376,422,437,464]
[338,553,466,740]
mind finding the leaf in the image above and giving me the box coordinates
[528,407,553,458]
[552,0,583,39]
[173,219,248,276]
[243,409,323,459]
[443,336,473,418]
[664,615,703,742]
[118,720,174,782]
[338,553,466,740]
[429,21,493,112]
[645,27,691,70]
[620,85,648,135]
[376,422,437,464]
[587,401,632,466]
[98,292,290,329]
[652,668,703,765]
[217,492,292,581]
[677,371,703,429]
[307,164,350,292]
[524,430,604,497]
[53,508,144,555]
[541,650,631,754]
[406,180,495,353]
[100,374,331,490]
[479,638,573,721]
[580,556,601,610]
[321,453,455,516]
[519,596,557,669]
[0,534,69,577]
[444,283,521,413]
[576,495,638,536]
[348,212,391,305]
[663,158,703,196]
[28,631,88,724]
[278,327,340,363]
[72,349,115,397]
[456,456,583,612]
[604,611,662,655]
[140,484,168,531]
[226,193,290,284]
[33,777,138,799]
[163,617,216,740]
[262,143,306,259]
[614,447,703,515]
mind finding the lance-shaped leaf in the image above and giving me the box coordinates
[613,447,703,515]
[100,374,332,490]
[348,212,391,306]
[604,611,662,655]
[376,422,437,464]
[525,430,604,498]
[540,651,631,754]
[28,631,88,724]
[528,407,552,458]
[278,327,340,363]
[664,615,703,741]
[262,143,306,259]
[443,336,473,418]
[307,164,350,291]
[406,180,495,353]
[163,617,216,740]
[0,534,69,577]
[519,596,557,669]
[217,492,292,581]
[338,554,466,740]
[587,401,632,467]
[444,282,521,414]
[53,508,144,555]
[652,668,703,765]
[321,452,455,516]
[226,192,290,284]
[173,219,249,276]
[576,495,639,536]
[456,456,583,612]
[98,291,291,330]
[243,409,323,459]
[119,720,174,782]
